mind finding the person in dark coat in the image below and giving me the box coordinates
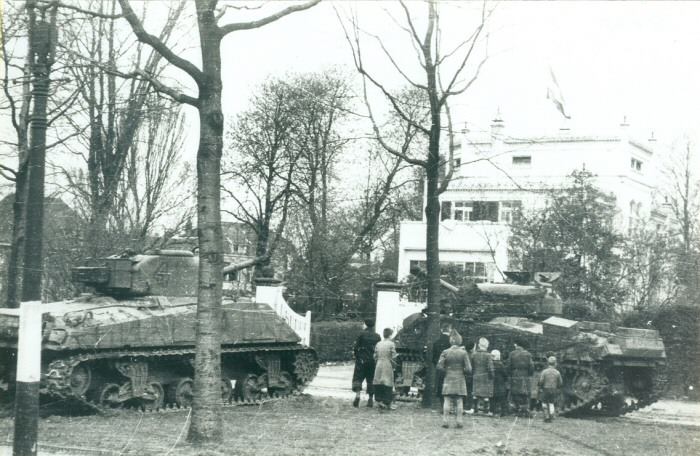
[463,339,476,413]
[471,337,494,414]
[433,325,452,403]
[351,319,381,407]
[437,330,472,428]
[508,339,535,417]
[490,349,509,417]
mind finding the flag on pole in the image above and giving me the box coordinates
[547,68,571,119]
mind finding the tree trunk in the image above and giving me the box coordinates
[21,15,54,302]
[422,135,442,408]
[5,166,28,308]
[187,8,224,443]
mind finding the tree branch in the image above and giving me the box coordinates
[117,0,204,86]
[219,0,320,35]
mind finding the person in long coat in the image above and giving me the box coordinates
[508,339,535,416]
[437,330,472,428]
[373,327,398,410]
[490,349,509,417]
[471,337,494,414]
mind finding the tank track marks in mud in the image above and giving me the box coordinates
[41,343,318,415]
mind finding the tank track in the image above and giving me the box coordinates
[593,365,667,417]
[42,343,318,415]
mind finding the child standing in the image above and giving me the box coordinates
[538,356,563,422]
[490,350,509,417]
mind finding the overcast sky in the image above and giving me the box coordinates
[3,0,700,190]
[205,0,700,144]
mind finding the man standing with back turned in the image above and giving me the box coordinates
[352,319,381,407]
[508,339,535,417]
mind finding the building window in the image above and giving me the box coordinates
[471,201,499,222]
[441,200,499,222]
[465,262,486,278]
[631,158,643,172]
[453,201,472,221]
[499,201,522,224]
[512,155,531,166]
[441,201,452,221]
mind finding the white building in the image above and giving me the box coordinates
[397,118,668,284]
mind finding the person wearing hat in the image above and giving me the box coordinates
[538,356,563,422]
[507,339,535,417]
[471,337,494,415]
[351,319,381,407]
[490,349,509,417]
[437,329,471,428]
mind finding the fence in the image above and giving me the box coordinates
[255,281,311,346]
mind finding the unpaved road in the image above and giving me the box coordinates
[307,362,700,427]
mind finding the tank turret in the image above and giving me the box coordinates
[438,271,563,317]
[71,250,199,297]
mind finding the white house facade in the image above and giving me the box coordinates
[397,118,668,284]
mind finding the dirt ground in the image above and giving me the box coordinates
[0,395,698,456]
[1,363,698,455]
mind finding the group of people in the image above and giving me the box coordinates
[435,329,562,428]
[351,320,563,428]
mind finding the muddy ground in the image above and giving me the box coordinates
[0,364,697,456]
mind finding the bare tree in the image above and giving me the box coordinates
[663,141,700,303]
[1,3,32,307]
[340,0,489,406]
[112,98,194,249]
[115,0,320,443]
[52,0,186,258]
[222,77,303,275]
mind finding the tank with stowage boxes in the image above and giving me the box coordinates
[393,271,667,416]
[0,250,318,411]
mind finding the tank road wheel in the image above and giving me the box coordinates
[97,383,123,409]
[221,378,233,403]
[571,372,595,401]
[234,373,262,402]
[142,382,165,411]
[168,378,194,408]
[70,364,92,397]
[292,351,319,389]
[269,371,294,397]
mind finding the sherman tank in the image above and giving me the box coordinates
[393,272,667,416]
[0,250,318,411]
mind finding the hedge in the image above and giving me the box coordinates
[310,321,364,362]
[622,304,700,400]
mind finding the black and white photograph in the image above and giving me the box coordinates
[0,1,699,455]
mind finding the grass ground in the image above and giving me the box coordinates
[1,395,698,456]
